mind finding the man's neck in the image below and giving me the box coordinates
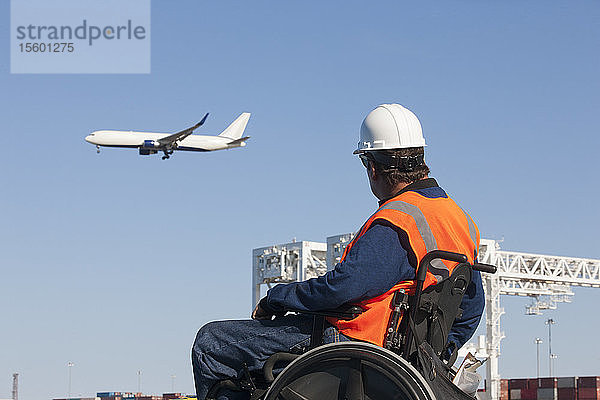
[377,177,435,206]
[385,182,410,198]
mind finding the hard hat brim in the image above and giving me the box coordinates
[353,144,427,155]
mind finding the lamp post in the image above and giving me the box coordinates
[545,318,556,376]
[137,370,142,393]
[550,354,558,377]
[171,374,176,392]
[535,338,543,378]
[67,362,74,399]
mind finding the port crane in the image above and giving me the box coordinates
[252,236,600,400]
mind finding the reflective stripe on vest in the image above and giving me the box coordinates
[380,200,447,282]
[328,190,479,347]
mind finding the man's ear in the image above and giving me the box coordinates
[368,162,378,180]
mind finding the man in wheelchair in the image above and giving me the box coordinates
[192,104,492,400]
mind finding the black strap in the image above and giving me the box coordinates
[310,315,325,349]
[405,314,424,359]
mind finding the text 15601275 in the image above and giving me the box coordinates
[19,42,74,53]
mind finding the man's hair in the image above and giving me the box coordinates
[371,147,430,186]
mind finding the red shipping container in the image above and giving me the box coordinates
[539,378,558,388]
[579,377,600,389]
[578,387,600,399]
[512,379,531,390]
[558,387,576,399]
[512,380,527,389]
[521,388,538,399]
[528,379,540,389]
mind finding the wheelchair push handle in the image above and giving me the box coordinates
[472,262,497,274]
[416,250,468,282]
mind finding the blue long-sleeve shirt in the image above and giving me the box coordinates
[266,180,484,350]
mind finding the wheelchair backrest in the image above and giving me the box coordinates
[402,262,472,360]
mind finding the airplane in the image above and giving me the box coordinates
[85,112,250,160]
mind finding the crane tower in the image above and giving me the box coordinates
[252,235,600,400]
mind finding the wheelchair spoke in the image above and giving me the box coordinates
[340,359,364,400]
[279,386,311,400]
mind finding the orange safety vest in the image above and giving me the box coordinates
[328,189,480,347]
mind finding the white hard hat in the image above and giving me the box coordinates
[354,104,426,154]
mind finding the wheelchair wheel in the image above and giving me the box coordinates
[264,342,436,400]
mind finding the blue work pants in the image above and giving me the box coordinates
[192,314,350,400]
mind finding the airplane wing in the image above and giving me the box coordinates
[158,113,209,146]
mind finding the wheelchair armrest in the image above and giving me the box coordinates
[285,305,363,320]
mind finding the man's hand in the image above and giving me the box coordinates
[252,296,282,320]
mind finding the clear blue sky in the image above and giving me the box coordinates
[1,1,599,398]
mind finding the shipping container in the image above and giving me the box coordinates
[557,377,578,388]
[511,379,530,390]
[511,378,540,391]
[501,379,510,400]
[578,387,600,399]
[521,388,537,399]
[579,377,600,388]
[538,387,558,400]
[558,387,577,399]
[511,389,523,399]
[528,379,540,389]
[539,378,558,389]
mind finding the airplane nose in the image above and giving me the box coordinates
[85,135,94,144]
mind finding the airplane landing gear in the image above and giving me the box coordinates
[162,149,173,160]
[96,145,100,154]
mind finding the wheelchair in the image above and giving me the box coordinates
[207,250,497,400]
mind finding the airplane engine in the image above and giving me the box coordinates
[141,140,161,149]
[139,148,158,155]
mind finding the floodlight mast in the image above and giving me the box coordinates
[67,362,74,398]
[535,338,543,379]
[252,237,600,400]
[545,318,556,376]
[12,373,18,400]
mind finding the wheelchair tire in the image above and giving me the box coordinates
[263,342,436,400]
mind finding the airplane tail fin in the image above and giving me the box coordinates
[218,112,251,140]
